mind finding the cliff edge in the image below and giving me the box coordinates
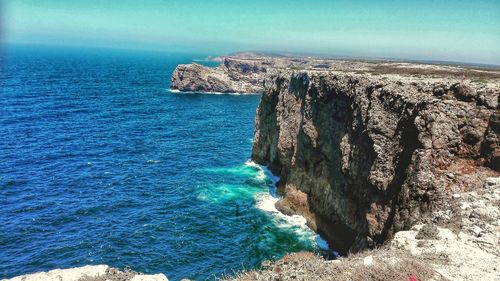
[251,64,500,254]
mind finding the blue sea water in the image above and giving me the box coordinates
[0,45,321,280]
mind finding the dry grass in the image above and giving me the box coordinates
[416,224,439,240]
[222,249,444,281]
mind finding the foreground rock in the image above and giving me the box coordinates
[2,265,168,281]
[252,63,499,254]
[390,177,500,280]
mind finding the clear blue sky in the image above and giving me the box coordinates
[3,0,500,64]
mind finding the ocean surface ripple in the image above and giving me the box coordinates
[0,46,320,281]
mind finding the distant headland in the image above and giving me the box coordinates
[170,52,500,94]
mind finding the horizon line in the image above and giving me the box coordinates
[5,41,500,69]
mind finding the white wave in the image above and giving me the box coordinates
[255,192,314,240]
[244,160,266,181]
[167,89,261,95]
[255,193,308,229]
[244,159,260,169]
[255,192,279,212]
[253,164,329,250]
[197,193,208,202]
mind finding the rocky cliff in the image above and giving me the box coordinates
[251,67,500,254]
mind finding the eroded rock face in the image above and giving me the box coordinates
[252,70,499,253]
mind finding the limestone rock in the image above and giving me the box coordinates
[363,255,374,266]
[2,265,109,281]
[130,274,168,281]
[2,266,169,281]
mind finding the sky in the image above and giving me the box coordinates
[2,0,500,64]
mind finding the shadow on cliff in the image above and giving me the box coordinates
[252,73,426,255]
[372,106,422,246]
[299,78,377,254]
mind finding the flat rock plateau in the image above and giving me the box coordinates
[174,53,500,280]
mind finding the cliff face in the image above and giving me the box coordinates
[170,58,266,93]
[252,71,499,253]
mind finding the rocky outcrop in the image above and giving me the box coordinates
[170,58,266,93]
[2,265,168,281]
[390,177,500,281]
[251,67,500,254]
[230,250,442,281]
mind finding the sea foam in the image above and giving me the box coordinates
[252,163,329,249]
[244,160,266,181]
[168,89,261,95]
[254,193,311,234]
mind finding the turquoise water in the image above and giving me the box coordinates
[0,45,321,280]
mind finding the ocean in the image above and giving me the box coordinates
[0,45,323,280]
